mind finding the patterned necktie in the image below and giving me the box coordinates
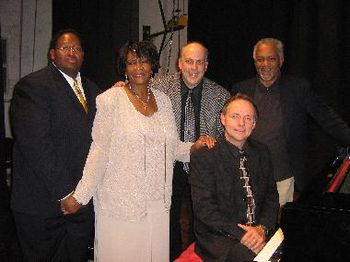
[183,89,196,173]
[239,151,256,226]
[73,79,88,113]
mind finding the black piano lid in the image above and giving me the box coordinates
[280,149,350,261]
[294,149,350,212]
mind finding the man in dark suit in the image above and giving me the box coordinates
[10,29,101,261]
[154,42,230,260]
[232,38,350,206]
[190,93,279,262]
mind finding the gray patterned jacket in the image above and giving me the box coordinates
[153,73,230,138]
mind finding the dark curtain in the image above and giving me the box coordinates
[0,25,4,178]
[187,1,291,88]
[0,24,8,219]
[188,0,350,186]
[1,23,17,261]
[188,0,350,118]
[53,0,139,90]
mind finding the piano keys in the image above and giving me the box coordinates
[254,228,284,262]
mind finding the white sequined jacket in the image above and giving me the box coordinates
[74,87,191,221]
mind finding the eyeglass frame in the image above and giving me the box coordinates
[56,45,83,53]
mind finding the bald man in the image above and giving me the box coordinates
[154,42,230,260]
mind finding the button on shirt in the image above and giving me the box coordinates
[252,78,292,181]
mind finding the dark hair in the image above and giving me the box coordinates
[116,40,160,77]
[221,93,259,119]
[49,28,83,50]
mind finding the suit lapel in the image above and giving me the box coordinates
[68,80,88,114]
[81,77,91,106]
[50,65,88,115]
[217,140,244,199]
[199,79,211,135]
[278,76,291,139]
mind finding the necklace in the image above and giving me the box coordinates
[128,84,151,109]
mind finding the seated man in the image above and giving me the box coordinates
[190,93,279,262]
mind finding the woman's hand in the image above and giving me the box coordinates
[61,195,82,215]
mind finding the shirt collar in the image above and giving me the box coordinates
[220,136,251,158]
[52,62,81,85]
[180,77,203,96]
[256,75,281,93]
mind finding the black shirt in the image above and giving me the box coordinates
[252,77,292,181]
[180,78,203,141]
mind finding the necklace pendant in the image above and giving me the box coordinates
[129,83,151,109]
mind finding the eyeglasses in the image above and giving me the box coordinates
[183,59,207,66]
[126,58,150,67]
[231,113,255,124]
[56,46,83,53]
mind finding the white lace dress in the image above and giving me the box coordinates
[73,87,191,262]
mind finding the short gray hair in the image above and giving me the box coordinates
[253,38,284,60]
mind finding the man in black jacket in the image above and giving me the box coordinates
[232,38,350,206]
[10,29,101,261]
[190,94,279,262]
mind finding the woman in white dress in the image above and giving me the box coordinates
[62,41,212,261]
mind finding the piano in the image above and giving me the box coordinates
[280,148,350,261]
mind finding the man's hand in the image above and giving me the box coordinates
[238,223,266,254]
[191,135,217,153]
[61,195,82,215]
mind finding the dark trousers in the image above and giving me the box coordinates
[13,204,94,262]
[170,162,194,261]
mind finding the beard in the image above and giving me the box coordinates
[257,68,280,82]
